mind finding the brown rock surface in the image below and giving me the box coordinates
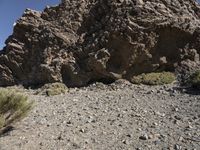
[0,0,200,87]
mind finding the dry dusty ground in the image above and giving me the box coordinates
[0,80,200,150]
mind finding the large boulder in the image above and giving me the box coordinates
[0,0,200,87]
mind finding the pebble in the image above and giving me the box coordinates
[179,136,184,141]
[174,115,182,120]
[148,134,153,139]
[152,122,158,127]
[186,125,193,129]
[80,128,85,133]
[155,111,166,117]
[143,109,147,113]
[174,144,182,150]
[139,134,149,140]
[39,142,43,146]
[146,91,152,94]
[174,120,180,125]
[122,139,128,144]
[173,107,179,112]
[126,134,132,138]
[57,134,63,140]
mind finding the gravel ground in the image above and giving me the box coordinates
[0,80,200,150]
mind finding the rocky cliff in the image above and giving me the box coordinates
[0,0,200,87]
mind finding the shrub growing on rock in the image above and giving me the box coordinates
[131,72,176,85]
[188,70,200,88]
[39,82,68,96]
[0,89,33,135]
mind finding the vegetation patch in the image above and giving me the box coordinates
[188,70,200,88]
[39,82,68,96]
[0,88,33,135]
[131,72,176,85]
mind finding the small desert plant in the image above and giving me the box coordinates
[39,82,68,96]
[131,72,176,85]
[188,70,200,88]
[0,88,33,135]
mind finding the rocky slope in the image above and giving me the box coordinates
[0,0,200,87]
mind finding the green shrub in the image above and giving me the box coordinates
[39,82,68,96]
[131,72,176,85]
[0,89,33,135]
[188,70,200,88]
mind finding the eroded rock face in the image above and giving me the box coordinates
[0,0,200,87]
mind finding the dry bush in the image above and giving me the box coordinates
[131,72,176,85]
[188,70,200,88]
[0,89,33,135]
[38,82,68,96]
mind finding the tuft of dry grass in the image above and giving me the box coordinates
[131,72,176,85]
[0,88,33,135]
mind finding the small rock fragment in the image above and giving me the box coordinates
[139,134,149,140]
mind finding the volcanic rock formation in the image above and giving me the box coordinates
[0,0,200,87]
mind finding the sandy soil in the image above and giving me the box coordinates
[0,80,199,150]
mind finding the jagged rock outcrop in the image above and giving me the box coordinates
[0,0,200,87]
